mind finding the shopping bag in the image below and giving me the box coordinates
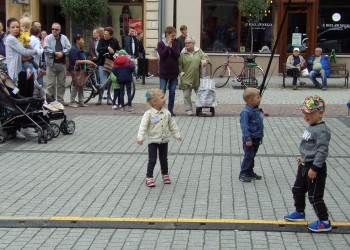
[71,63,87,87]
[103,58,114,73]
[301,68,309,77]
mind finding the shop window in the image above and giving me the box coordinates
[103,4,143,47]
[202,1,239,52]
[240,5,273,53]
[318,1,350,53]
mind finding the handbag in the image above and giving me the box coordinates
[301,67,309,77]
[103,58,114,73]
[71,63,87,87]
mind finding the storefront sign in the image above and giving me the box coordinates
[11,0,29,4]
[322,23,350,28]
[292,33,302,46]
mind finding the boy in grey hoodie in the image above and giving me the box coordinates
[284,95,332,233]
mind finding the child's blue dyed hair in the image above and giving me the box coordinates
[145,88,163,105]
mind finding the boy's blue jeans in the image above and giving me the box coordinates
[160,78,177,114]
[240,138,261,177]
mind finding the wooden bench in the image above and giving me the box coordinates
[282,63,349,88]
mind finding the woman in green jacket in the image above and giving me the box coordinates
[179,36,209,116]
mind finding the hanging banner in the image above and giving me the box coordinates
[129,19,142,31]
[292,33,302,46]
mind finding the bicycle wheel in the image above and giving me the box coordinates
[241,66,265,89]
[212,65,230,88]
[109,79,136,104]
[69,72,95,104]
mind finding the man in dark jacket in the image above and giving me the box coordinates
[112,49,135,111]
[157,26,180,117]
[123,28,139,79]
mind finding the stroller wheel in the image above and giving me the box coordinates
[50,123,60,138]
[60,121,68,135]
[43,129,48,144]
[210,107,215,116]
[64,120,76,135]
[0,130,8,143]
[37,130,42,144]
[46,128,54,141]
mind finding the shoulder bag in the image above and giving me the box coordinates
[71,62,87,87]
[103,58,114,73]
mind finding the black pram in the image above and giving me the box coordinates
[0,70,75,143]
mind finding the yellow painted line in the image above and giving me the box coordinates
[0,216,349,227]
[48,217,350,227]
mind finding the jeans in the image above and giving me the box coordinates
[160,78,177,114]
[112,88,120,106]
[147,143,168,178]
[240,138,261,177]
[309,69,327,88]
[119,82,132,107]
[98,66,110,100]
[292,162,328,221]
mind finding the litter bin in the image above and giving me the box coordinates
[138,58,148,77]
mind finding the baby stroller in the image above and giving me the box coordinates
[0,70,75,144]
[195,63,217,116]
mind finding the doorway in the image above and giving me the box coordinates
[279,1,318,71]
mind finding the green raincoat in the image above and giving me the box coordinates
[178,46,209,90]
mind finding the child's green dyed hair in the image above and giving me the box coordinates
[145,88,163,105]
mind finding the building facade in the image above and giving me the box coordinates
[3,0,350,75]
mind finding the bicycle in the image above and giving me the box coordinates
[212,53,265,89]
[70,64,136,104]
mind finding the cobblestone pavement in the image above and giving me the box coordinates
[0,76,349,249]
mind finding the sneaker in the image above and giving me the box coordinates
[96,99,102,106]
[299,81,306,86]
[16,131,26,140]
[322,86,327,91]
[171,112,176,117]
[162,174,171,184]
[250,172,262,180]
[78,103,88,107]
[308,220,332,232]
[128,107,134,112]
[69,103,79,108]
[293,85,297,90]
[186,110,193,116]
[147,73,154,78]
[112,105,119,110]
[145,177,156,187]
[239,175,252,183]
[284,211,306,222]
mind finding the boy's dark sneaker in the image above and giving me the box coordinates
[239,175,252,182]
[250,172,262,180]
[284,211,306,222]
[308,220,332,232]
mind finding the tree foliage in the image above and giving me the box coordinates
[239,0,270,23]
[60,0,108,28]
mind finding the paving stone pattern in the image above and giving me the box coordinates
[0,77,349,249]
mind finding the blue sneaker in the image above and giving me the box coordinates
[308,220,332,232]
[284,211,306,221]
